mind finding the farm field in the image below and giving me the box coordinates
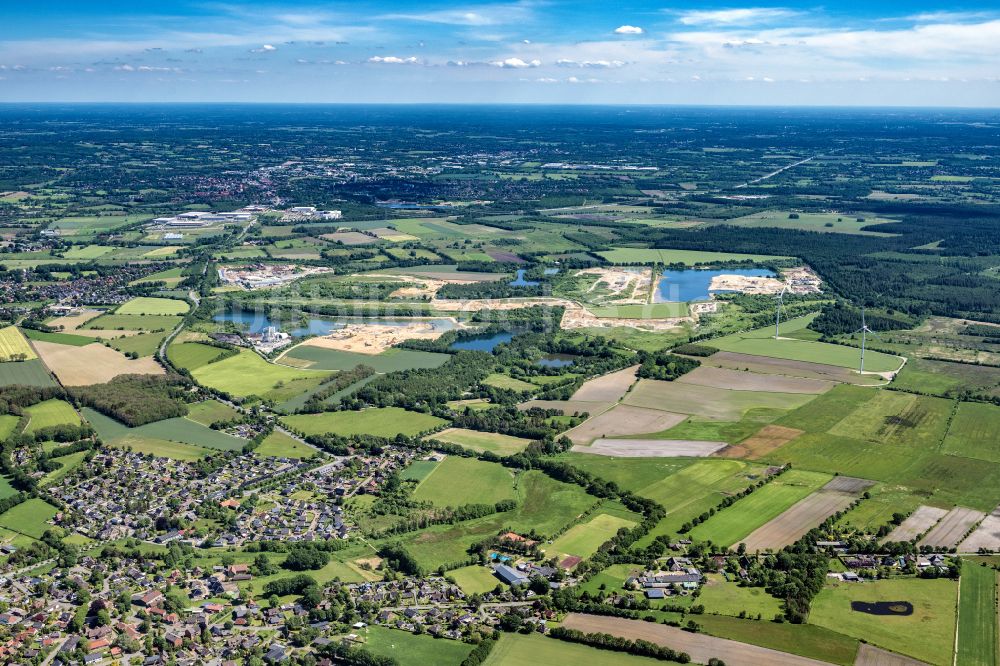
[40,450,88,486]
[0,498,60,539]
[22,327,98,346]
[24,399,80,433]
[883,505,949,543]
[0,325,37,361]
[566,404,686,445]
[281,344,449,372]
[918,507,986,549]
[359,626,474,666]
[167,341,231,371]
[83,314,182,332]
[701,351,884,385]
[696,615,859,666]
[431,428,531,455]
[545,510,638,562]
[956,562,999,666]
[131,266,185,286]
[33,340,164,386]
[109,332,168,358]
[624,379,815,421]
[0,415,19,440]
[410,456,517,506]
[281,407,446,438]
[254,430,316,459]
[570,365,638,402]
[599,247,791,265]
[688,469,832,547]
[581,438,727,457]
[0,359,57,387]
[115,296,189,316]
[677,366,834,394]
[483,632,663,666]
[722,210,897,235]
[809,578,958,666]
[192,349,330,400]
[942,402,1000,463]
[185,400,241,426]
[83,408,212,460]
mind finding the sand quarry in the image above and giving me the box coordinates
[296,319,459,355]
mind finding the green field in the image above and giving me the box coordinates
[546,510,638,561]
[83,408,221,459]
[116,296,189,315]
[24,399,81,433]
[255,430,316,459]
[450,565,502,595]
[282,407,446,438]
[698,615,859,666]
[132,266,185,287]
[942,402,1000,463]
[411,456,517,506]
[810,578,958,666]
[599,247,792,265]
[482,373,537,392]
[192,349,330,400]
[0,325,37,361]
[167,341,231,371]
[185,400,241,426]
[710,315,903,373]
[484,632,662,666]
[399,459,439,483]
[0,359,57,387]
[281,345,450,372]
[957,563,999,666]
[698,574,784,618]
[0,498,59,539]
[0,414,21,440]
[360,626,474,666]
[688,469,831,546]
[109,332,167,358]
[723,211,897,236]
[40,450,88,487]
[432,428,532,455]
[22,328,97,346]
[589,303,689,318]
[0,475,18,500]
[892,357,1000,397]
[63,244,113,259]
[625,379,814,422]
[84,314,183,332]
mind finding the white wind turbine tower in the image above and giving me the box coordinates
[855,305,878,374]
[773,285,789,339]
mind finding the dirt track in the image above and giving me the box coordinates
[560,614,836,666]
[883,505,948,543]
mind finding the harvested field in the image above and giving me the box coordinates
[0,326,37,361]
[677,366,834,394]
[560,614,833,666]
[576,438,727,457]
[705,351,883,385]
[883,506,949,543]
[624,379,815,421]
[570,365,639,402]
[47,308,103,331]
[957,506,1000,552]
[517,399,610,416]
[565,404,686,445]
[729,424,803,459]
[739,476,875,551]
[321,231,377,245]
[854,643,929,666]
[34,340,164,386]
[917,507,986,549]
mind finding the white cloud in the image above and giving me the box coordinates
[677,8,796,26]
[614,25,644,35]
[556,59,626,68]
[250,44,277,53]
[536,77,557,83]
[379,2,533,26]
[491,57,540,68]
[368,55,419,64]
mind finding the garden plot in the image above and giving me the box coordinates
[738,476,875,552]
[34,340,164,386]
[957,505,1000,552]
[570,365,639,402]
[917,507,986,549]
[883,506,949,544]
[676,366,834,394]
[560,614,832,666]
[576,438,727,457]
[565,404,686,445]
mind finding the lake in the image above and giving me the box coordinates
[449,331,514,352]
[537,353,575,368]
[510,269,540,287]
[654,268,776,302]
[214,309,456,337]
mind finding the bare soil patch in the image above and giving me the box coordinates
[570,365,639,402]
[883,506,948,544]
[854,643,930,666]
[735,424,804,459]
[576,438,727,457]
[35,340,164,386]
[560,614,833,666]
[678,365,834,394]
[321,231,377,245]
[917,507,986,549]
[565,404,686,445]
[705,351,880,385]
[957,506,1000,552]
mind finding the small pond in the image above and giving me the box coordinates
[536,353,576,368]
[850,601,914,616]
[654,268,776,302]
[449,331,515,352]
[509,269,540,287]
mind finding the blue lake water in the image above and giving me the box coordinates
[536,354,575,368]
[449,331,514,352]
[214,310,455,337]
[510,269,540,287]
[654,268,776,302]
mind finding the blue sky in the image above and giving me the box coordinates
[2,1,1000,105]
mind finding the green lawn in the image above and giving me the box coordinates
[0,475,18,500]
[450,565,502,595]
[809,577,958,666]
[399,459,438,483]
[255,430,316,459]
[0,415,20,440]
[432,428,531,455]
[484,632,662,666]
[483,373,537,392]
[957,562,999,666]
[361,626,474,666]
[115,296,189,315]
[192,349,331,400]
[24,399,80,433]
[688,469,831,547]
[943,402,1000,464]
[0,498,59,538]
[697,574,783,618]
[411,456,517,506]
[282,407,446,438]
[185,400,241,426]
[599,247,791,265]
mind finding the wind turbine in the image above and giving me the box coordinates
[855,306,878,374]
[773,285,789,339]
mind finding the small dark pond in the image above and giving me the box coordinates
[850,601,913,616]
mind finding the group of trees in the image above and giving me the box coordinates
[70,373,193,427]
[637,351,700,381]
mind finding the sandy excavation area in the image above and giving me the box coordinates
[575,266,652,303]
[34,340,164,386]
[709,274,784,294]
[298,320,457,355]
